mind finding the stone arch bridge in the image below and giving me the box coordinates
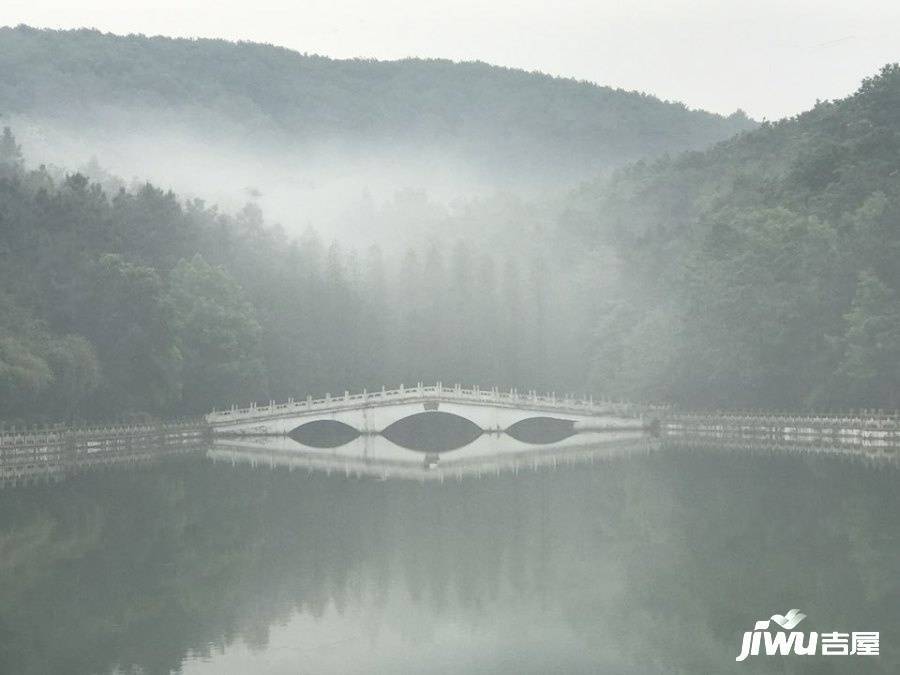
[206,383,651,437]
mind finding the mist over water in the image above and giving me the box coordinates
[0,444,896,674]
[14,117,508,246]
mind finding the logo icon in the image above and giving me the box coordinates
[736,609,879,662]
[770,609,806,630]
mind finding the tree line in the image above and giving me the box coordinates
[0,128,595,423]
[7,63,900,421]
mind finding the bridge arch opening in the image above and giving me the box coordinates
[289,420,360,448]
[505,417,577,444]
[382,412,482,452]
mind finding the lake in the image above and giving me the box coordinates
[0,437,896,674]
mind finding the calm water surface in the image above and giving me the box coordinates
[0,442,897,674]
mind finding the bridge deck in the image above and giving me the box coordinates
[206,383,644,425]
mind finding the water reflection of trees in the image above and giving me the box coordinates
[0,449,896,674]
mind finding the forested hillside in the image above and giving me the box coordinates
[7,25,900,419]
[0,129,597,423]
[0,26,753,179]
[570,64,900,410]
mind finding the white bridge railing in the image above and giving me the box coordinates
[207,382,646,424]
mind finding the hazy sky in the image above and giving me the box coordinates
[5,0,900,120]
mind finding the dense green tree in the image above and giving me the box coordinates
[43,335,100,421]
[0,336,52,417]
[838,270,900,407]
[0,295,53,420]
[0,126,23,177]
[168,255,267,412]
[80,254,183,416]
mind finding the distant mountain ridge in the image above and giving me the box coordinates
[0,25,755,178]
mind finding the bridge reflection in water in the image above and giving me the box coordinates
[209,430,659,481]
